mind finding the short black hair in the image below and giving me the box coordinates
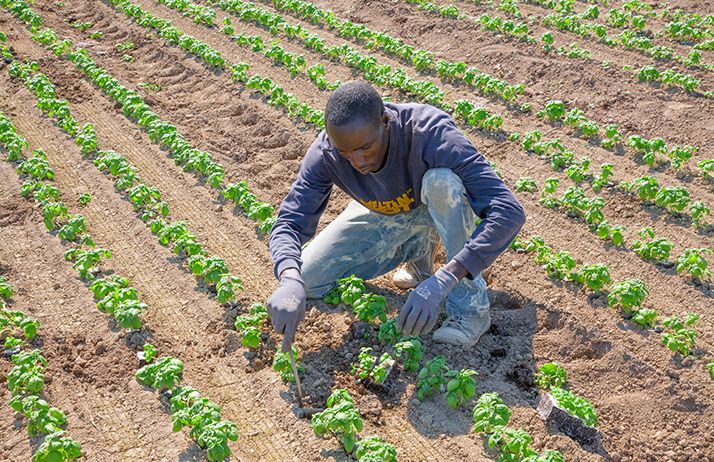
[325,81,384,128]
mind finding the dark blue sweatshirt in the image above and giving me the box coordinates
[269,102,526,280]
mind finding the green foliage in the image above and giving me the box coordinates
[662,313,700,356]
[7,310,40,340]
[169,386,238,461]
[141,343,157,363]
[355,436,397,462]
[655,186,691,215]
[535,363,567,390]
[472,392,511,434]
[234,303,269,348]
[135,356,184,391]
[576,263,611,292]
[32,431,82,462]
[620,175,660,201]
[378,318,401,345]
[599,125,621,150]
[689,201,710,229]
[63,247,111,281]
[272,346,304,383]
[324,274,366,306]
[536,100,566,122]
[311,389,363,453]
[445,369,477,409]
[0,275,15,300]
[632,308,658,329]
[706,361,714,380]
[632,227,674,262]
[608,279,648,312]
[515,177,537,193]
[417,356,448,401]
[78,192,91,205]
[676,248,712,280]
[668,145,697,170]
[8,349,47,397]
[394,336,424,371]
[352,347,394,384]
[11,395,67,436]
[550,387,598,427]
[626,135,667,166]
[17,149,54,181]
[352,293,388,324]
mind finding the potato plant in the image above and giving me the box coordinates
[355,436,397,462]
[32,431,82,462]
[352,347,394,384]
[10,395,67,436]
[515,177,537,193]
[8,349,47,396]
[632,227,674,262]
[661,313,700,356]
[632,308,658,329]
[706,361,714,380]
[608,279,648,313]
[234,303,269,348]
[63,247,112,281]
[135,356,185,391]
[352,293,388,324]
[378,318,401,345]
[676,248,712,280]
[170,386,238,461]
[272,346,304,383]
[0,275,15,301]
[626,135,667,167]
[576,263,611,292]
[472,392,511,434]
[311,389,364,453]
[689,201,710,229]
[416,356,449,401]
[535,362,567,390]
[394,336,424,371]
[1,307,39,340]
[549,387,598,428]
[445,368,477,409]
[654,186,691,215]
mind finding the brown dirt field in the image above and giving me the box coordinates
[1,0,713,461]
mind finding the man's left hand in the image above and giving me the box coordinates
[397,267,459,336]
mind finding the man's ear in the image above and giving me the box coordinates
[381,112,389,127]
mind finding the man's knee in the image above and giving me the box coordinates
[421,168,465,206]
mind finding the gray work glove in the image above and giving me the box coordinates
[397,267,458,336]
[267,270,306,352]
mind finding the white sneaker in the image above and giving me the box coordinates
[392,232,439,289]
[432,312,491,347]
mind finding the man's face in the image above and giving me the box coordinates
[326,115,390,175]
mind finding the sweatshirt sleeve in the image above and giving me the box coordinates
[269,138,334,279]
[422,111,526,278]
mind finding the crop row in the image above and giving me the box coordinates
[19,0,713,282]
[4,0,283,232]
[32,0,714,279]
[8,58,245,305]
[513,169,712,282]
[0,103,243,460]
[3,11,411,458]
[1,276,82,462]
[160,0,714,204]
[516,127,712,234]
[213,0,714,185]
[516,0,714,69]
[145,0,509,132]
[522,0,714,45]
[510,234,712,364]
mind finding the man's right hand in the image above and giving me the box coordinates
[267,269,306,352]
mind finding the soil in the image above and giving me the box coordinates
[0,0,713,461]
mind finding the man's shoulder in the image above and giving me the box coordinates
[385,102,453,135]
